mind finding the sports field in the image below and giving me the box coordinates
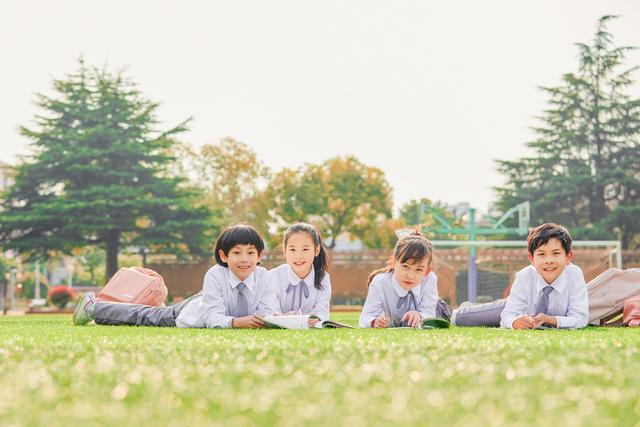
[1,314,639,427]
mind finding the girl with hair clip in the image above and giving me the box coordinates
[359,226,448,328]
[268,223,331,326]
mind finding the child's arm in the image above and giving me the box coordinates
[549,273,589,329]
[512,315,536,329]
[359,281,384,328]
[266,269,284,312]
[201,268,235,329]
[255,271,281,317]
[416,272,438,320]
[232,315,264,328]
[372,316,389,328]
[310,274,332,321]
[500,273,531,329]
[400,311,422,327]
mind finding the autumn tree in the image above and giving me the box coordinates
[266,156,393,248]
[173,137,271,237]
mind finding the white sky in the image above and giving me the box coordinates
[2,1,639,215]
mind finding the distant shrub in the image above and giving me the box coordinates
[48,286,77,309]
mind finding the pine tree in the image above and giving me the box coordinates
[0,59,212,279]
[494,16,640,247]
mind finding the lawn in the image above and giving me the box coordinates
[0,314,639,427]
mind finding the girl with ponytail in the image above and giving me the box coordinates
[268,223,332,324]
[359,226,441,328]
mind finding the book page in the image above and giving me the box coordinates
[261,315,312,330]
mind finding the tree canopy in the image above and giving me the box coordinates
[0,59,212,279]
[265,155,393,248]
[494,16,640,248]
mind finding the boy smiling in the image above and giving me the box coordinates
[73,224,279,329]
[500,223,589,329]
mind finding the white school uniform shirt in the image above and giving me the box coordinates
[500,263,588,329]
[359,271,439,328]
[175,264,279,329]
[268,264,332,321]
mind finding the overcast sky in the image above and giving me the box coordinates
[2,1,639,214]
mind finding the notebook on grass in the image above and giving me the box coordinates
[259,315,353,329]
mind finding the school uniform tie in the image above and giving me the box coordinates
[535,285,554,315]
[286,280,310,312]
[397,290,417,314]
[235,282,249,317]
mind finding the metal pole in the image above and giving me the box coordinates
[9,268,16,310]
[68,258,73,288]
[34,260,41,299]
[0,279,5,314]
[468,208,477,303]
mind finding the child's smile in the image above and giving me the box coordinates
[285,232,319,279]
[528,237,572,284]
[218,244,262,281]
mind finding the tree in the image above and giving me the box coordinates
[357,217,405,249]
[186,138,270,230]
[266,156,393,248]
[0,59,212,280]
[494,16,640,247]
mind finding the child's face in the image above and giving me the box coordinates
[392,256,431,291]
[284,232,319,279]
[219,244,262,281]
[528,237,573,284]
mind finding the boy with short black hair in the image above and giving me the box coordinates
[452,223,589,329]
[73,224,279,329]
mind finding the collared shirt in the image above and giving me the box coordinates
[175,264,279,329]
[268,264,332,321]
[358,271,439,328]
[500,263,588,329]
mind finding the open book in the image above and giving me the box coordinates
[259,315,353,329]
[394,317,451,329]
[420,317,451,329]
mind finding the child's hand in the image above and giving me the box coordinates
[401,311,423,328]
[373,315,388,328]
[512,315,535,329]
[533,313,557,328]
[308,318,320,327]
[232,315,264,329]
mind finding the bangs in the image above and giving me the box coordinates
[214,224,265,266]
[230,226,264,249]
[396,237,431,264]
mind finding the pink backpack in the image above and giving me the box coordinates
[623,295,640,327]
[97,267,168,306]
[588,268,640,326]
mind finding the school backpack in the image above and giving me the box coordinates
[623,294,640,327]
[97,267,168,306]
[588,268,640,326]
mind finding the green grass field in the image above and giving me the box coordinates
[1,314,639,427]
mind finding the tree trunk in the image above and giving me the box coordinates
[105,230,120,282]
[327,234,337,249]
